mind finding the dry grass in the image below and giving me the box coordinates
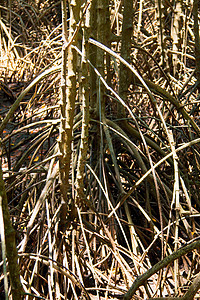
[1,1,200,299]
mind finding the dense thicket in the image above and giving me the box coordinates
[1,1,200,299]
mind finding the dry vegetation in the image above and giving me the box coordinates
[1,0,200,299]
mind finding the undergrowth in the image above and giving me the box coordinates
[0,1,200,300]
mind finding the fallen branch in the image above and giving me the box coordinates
[123,238,200,300]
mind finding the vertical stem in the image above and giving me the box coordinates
[75,6,90,207]
[0,177,9,300]
[171,1,182,77]
[59,0,68,199]
[193,0,200,90]
[89,0,97,113]
[118,0,134,119]
[168,130,180,293]
[89,0,110,210]
[96,0,110,118]
[59,0,80,227]
[0,142,23,300]
[155,0,166,67]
